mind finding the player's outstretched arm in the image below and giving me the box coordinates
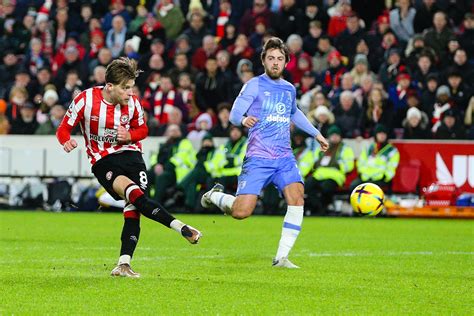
[291,108,329,152]
[230,78,258,126]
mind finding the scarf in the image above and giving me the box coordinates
[154,89,176,124]
[216,9,230,38]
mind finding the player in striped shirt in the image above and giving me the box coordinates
[56,57,202,278]
[201,38,329,268]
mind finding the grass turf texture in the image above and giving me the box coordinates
[0,211,472,315]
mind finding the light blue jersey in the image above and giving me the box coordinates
[230,74,320,159]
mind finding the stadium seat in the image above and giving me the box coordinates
[391,159,421,194]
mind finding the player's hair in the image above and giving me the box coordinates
[105,57,141,85]
[260,37,290,63]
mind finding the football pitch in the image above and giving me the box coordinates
[1,211,472,315]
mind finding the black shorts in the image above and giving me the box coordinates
[92,151,148,201]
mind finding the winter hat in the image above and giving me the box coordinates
[436,85,451,97]
[327,125,342,137]
[406,107,421,120]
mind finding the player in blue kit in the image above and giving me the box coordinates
[201,37,329,268]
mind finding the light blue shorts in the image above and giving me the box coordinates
[236,156,303,196]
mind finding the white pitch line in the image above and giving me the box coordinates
[1,251,472,265]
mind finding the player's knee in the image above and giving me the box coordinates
[231,207,252,220]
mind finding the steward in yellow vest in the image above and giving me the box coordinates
[305,125,355,214]
[350,123,400,191]
[148,124,196,203]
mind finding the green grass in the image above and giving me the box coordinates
[0,211,473,315]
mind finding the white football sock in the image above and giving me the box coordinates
[275,205,303,260]
[170,219,185,233]
[118,254,131,265]
[209,192,235,214]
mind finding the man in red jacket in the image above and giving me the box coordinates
[56,57,201,278]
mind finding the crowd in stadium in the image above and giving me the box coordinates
[0,0,472,140]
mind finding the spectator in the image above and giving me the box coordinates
[177,133,219,210]
[35,104,65,135]
[228,34,254,71]
[36,87,59,124]
[446,68,470,113]
[155,0,185,41]
[335,13,365,60]
[350,54,376,87]
[451,49,474,89]
[311,35,335,76]
[431,85,453,133]
[168,53,198,87]
[129,5,148,34]
[351,124,400,191]
[362,87,394,138]
[176,73,194,118]
[220,22,238,49]
[217,49,235,83]
[183,12,211,53]
[378,48,407,89]
[188,112,213,143]
[423,11,454,61]
[286,34,311,85]
[402,107,431,139]
[213,0,234,40]
[272,0,305,41]
[435,109,466,139]
[6,87,28,122]
[303,20,323,56]
[412,53,436,90]
[149,124,196,204]
[0,99,10,135]
[91,65,106,86]
[88,48,113,77]
[210,102,232,137]
[421,73,439,118]
[101,0,131,33]
[0,51,20,95]
[389,0,416,45]
[23,38,50,76]
[333,90,362,138]
[307,104,334,139]
[10,102,38,135]
[136,13,166,55]
[153,75,189,125]
[305,125,354,214]
[192,35,219,71]
[414,0,439,34]
[464,96,474,139]
[54,45,83,91]
[323,50,346,93]
[58,70,82,106]
[169,34,193,61]
[239,0,273,36]
[459,13,474,60]
[194,57,232,115]
[388,73,413,127]
[106,15,127,58]
[302,0,329,35]
[327,0,353,37]
[155,107,188,137]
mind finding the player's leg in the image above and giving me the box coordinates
[201,157,271,219]
[272,158,305,268]
[113,175,201,244]
[111,203,141,278]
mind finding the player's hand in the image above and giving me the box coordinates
[242,116,258,128]
[316,134,329,152]
[117,126,131,144]
[63,139,77,153]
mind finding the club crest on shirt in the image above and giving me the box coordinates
[106,171,113,181]
[238,181,247,190]
[276,102,286,114]
[120,115,129,124]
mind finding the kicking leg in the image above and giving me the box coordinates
[113,175,202,244]
[273,182,304,269]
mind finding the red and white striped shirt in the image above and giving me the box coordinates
[56,87,148,165]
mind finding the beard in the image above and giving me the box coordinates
[265,66,283,79]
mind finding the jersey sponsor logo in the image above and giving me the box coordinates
[106,171,113,181]
[90,133,117,143]
[266,114,290,123]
